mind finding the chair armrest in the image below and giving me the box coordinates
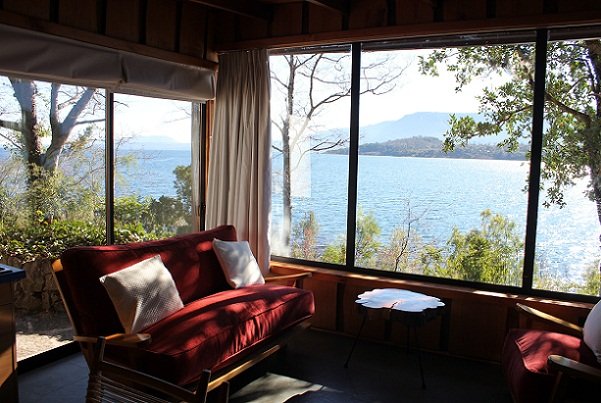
[516,303,583,335]
[75,333,152,348]
[548,355,601,384]
[264,272,312,288]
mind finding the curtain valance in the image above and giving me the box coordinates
[0,24,215,101]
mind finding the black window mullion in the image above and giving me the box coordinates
[105,90,115,245]
[522,29,549,290]
[199,102,207,230]
[345,43,361,269]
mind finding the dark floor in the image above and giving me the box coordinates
[18,329,512,403]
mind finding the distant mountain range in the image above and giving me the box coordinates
[319,111,522,160]
[118,135,190,151]
[328,136,528,160]
[357,112,486,144]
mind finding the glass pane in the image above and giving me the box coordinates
[356,42,534,287]
[113,94,194,240]
[0,77,105,359]
[270,52,351,264]
[534,35,601,295]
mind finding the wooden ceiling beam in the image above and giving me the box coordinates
[186,0,272,21]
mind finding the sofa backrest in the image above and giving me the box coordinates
[59,225,237,336]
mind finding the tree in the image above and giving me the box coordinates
[419,40,601,236]
[271,53,405,247]
[322,208,381,266]
[291,211,320,260]
[421,210,523,285]
[377,202,426,272]
[0,78,101,216]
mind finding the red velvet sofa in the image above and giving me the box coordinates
[54,225,315,388]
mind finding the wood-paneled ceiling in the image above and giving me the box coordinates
[1,0,600,67]
[188,0,350,20]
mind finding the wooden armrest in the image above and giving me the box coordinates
[264,272,312,287]
[516,303,583,335]
[75,333,152,348]
[548,355,601,384]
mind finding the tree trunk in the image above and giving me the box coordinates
[11,79,43,185]
[280,57,297,248]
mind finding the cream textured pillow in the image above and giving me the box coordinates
[99,255,184,333]
[584,299,601,363]
[213,239,265,288]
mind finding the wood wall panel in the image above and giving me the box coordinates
[305,278,338,330]
[58,0,100,32]
[271,3,303,37]
[146,0,177,51]
[448,300,507,361]
[237,15,269,41]
[271,263,594,363]
[557,0,600,14]
[308,4,343,34]
[3,0,50,20]
[180,4,210,59]
[211,10,237,49]
[396,0,435,25]
[495,0,543,18]
[105,0,142,42]
[442,0,487,22]
[348,0,388,30]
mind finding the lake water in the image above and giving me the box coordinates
[271,153,601,282]
[2,149,599,282]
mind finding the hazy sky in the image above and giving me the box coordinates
[270,48,488,133]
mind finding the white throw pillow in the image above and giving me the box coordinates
[99,255,184,333]
[213,239,265,288]
[583,299,601,363]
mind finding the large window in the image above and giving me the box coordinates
[0,77,200,360]
[355,45,531,287]
[114,94,194,239]
[270,51,351,263]
[270,28,601,298]
[0,78,106,359]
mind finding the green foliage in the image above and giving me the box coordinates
[0,160,193,262]
[0,220,105,262]
[322,209,381,266]
[174,165,192,214]
[432,210,523,285]
[578,264,601,297]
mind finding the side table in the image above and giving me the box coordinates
[344,288,445,389]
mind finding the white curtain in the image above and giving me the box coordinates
[206,50,271,273]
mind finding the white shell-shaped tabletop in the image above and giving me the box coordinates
[356,288,445,312]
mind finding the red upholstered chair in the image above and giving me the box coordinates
[502,302,601,403]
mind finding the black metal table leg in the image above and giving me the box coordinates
[413,325,426,389]
[344,313,367,368]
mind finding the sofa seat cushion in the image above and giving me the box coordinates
[118,284,315,386]
[502,328,600,403]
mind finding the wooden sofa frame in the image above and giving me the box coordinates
[52,259,311,401]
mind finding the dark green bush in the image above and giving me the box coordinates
[0,219,151,262]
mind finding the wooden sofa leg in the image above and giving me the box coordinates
[208,381,230,403]
[194,369,212,403]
